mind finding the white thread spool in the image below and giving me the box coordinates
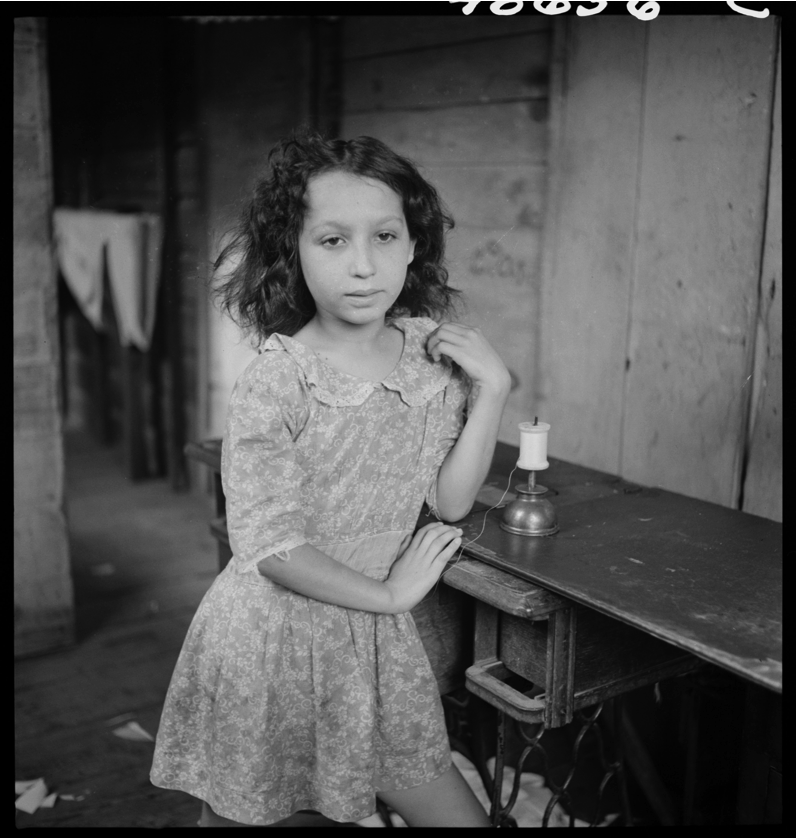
[517,421,550,470]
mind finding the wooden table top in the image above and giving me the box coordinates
[186,439,782,693]
[461,444,782,693]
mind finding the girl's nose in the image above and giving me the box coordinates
[350,242,376,278]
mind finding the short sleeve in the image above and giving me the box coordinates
[221,355,309,575]
[424,365,472,520]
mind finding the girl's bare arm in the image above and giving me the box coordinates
[434,381,510,521]
[257,522,462,614]
[426,324,511,522]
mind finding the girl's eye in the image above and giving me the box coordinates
[320,233,396,247]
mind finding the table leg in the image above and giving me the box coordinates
[442,689,496,802]
[487,701,630,827]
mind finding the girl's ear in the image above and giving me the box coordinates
[407,239,416,265]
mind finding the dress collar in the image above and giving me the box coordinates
[261,317,453,407]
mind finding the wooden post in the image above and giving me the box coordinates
[737,684,782,824]
[120,345,149,479]
[544,605,575,729]
[14,17,74,656]
[473,599,500,663]
[161,20,187,491]
[309,17,342,137]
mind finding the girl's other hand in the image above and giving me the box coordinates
[426,323,511,396]
[385,522,463,613]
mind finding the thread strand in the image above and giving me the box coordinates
[431,464,519,596]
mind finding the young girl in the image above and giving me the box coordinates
[150,133,511,827]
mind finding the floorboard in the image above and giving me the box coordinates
[15,432,217,828]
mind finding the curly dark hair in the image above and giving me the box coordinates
[211,131,460,343]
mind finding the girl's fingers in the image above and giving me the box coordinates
[426,527,463,556]
[415,521,445,536]
[412,523,448,550]
[429,341,466,365]
[416,524,461,553]
[421,528,458,560]
[426,325,471,356]
[427,330,468,352]
[427,338,461,362]
[427,325,482,356]
[433,322,474,338]
[435,536,462,563]
[415,521,447,540]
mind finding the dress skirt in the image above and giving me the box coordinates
[150,532,452,825]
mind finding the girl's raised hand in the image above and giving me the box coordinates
[426,323,511,396]
[384,522,463,613]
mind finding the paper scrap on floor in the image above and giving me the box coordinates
[111,720,155,742]
[15,778,48,814]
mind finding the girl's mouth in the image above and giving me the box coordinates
[345,291,382,307]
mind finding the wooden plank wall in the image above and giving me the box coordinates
[341,16,554,442]
[14,18,74,656]
[539,16,780,518]
[538,16,645,476]
[200,19,312,438]
[741,31,781,522]
[159,20,210,490]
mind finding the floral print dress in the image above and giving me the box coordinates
[150,317,471,825]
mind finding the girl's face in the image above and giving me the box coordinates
[298,170,415,330]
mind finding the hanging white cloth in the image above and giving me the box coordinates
[52,209,108,331]
[53,208,163,351]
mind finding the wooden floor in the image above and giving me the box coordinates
[15,433,220,828]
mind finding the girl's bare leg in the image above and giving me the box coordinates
[199,801,350,827]
[200,801,257,827]
[377,763,491,828]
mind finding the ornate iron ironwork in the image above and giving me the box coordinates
[442,690,632,827]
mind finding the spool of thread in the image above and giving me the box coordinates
[517,421,550,470]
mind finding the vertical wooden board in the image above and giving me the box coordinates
[446,224,542,443]
[344,15,551,59]
[537,18,646,472]
[343,102,548,166]
[345,32,550,112]
[622,17,777,506]
[742,31,781,522]
[14,18,74,656]
[14,430,64,507]
[428,164,547,231]
[14,508,73,628]
[199,21,310,437]
[13,43,41,129]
